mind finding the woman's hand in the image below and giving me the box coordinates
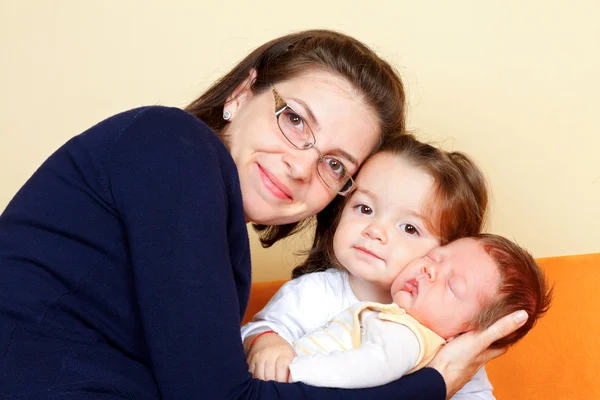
[428,310,529,399]
[246,333,296,382]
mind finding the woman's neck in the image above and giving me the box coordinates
[347,273,393,304]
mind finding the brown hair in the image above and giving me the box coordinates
[292,134,489,278]
[470,234,553,348]
[185,30,406,247]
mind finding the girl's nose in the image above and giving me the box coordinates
[363,221,388,244]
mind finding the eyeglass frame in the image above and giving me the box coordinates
[270,84,355,196]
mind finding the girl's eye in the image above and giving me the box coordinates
[400,223,419,236]
[356,204,373,215]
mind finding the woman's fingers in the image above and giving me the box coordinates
[479,310,528,350]
[481,346,508,364]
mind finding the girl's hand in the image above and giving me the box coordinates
[427,310,528,399]
[246,333,296,382]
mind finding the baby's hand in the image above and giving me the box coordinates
[246,332,296,382]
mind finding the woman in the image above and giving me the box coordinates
[0,30,525,399]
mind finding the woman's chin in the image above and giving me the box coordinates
[244,203,302,226]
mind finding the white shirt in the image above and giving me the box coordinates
[241,269,495,399]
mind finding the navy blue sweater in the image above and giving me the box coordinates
[0,107,446,399]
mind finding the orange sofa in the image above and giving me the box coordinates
[243,253,600,399]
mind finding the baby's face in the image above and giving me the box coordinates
[390,238,500,340]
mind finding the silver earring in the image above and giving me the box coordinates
[223,111,232,121]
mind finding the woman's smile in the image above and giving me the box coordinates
[257,163,293,201]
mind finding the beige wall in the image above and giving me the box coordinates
[1,1,598,282]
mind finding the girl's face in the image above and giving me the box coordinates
[333,152,441,301]
[224,69,379,226]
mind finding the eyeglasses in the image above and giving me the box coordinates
[271,84,354,196]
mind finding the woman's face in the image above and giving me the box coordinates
[224,69,380,226]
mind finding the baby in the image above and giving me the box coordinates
[288,234,552,388]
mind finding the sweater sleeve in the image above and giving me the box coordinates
[106,107,446,400]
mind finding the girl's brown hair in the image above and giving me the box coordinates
[185,30,406,247]
[292,134,489,278]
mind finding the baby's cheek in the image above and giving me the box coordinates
[393,292,411,310]
[433,313,468,339]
